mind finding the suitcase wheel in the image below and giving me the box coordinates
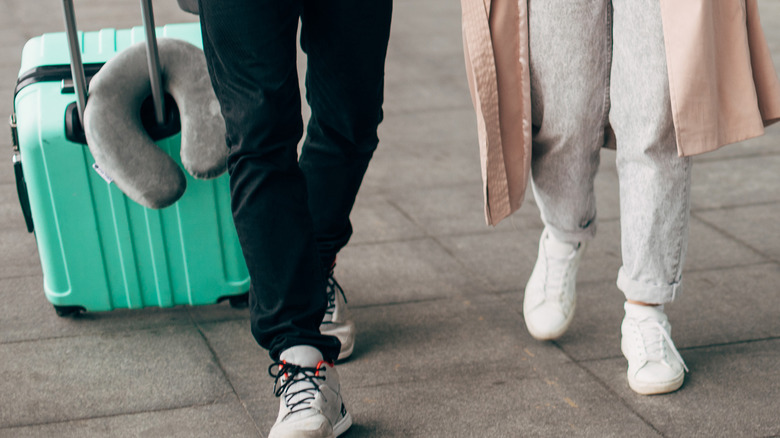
[228,293,249,309]
[54,305,85,317]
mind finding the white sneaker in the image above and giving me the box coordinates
[621,302,688,395]
[523,228,587,340]
[269,346,352,438]
[319,270,355,361]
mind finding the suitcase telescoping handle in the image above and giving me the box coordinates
[140,0,167,127]
[61,0,88,127]
[61,0,167,128]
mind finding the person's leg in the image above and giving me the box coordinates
[298,0,393,360]
[199,1,355,436]
[611,0,691,308]
[198,0,340,362]
[528,0,611,245]
[299,0,393,270]
[610,0,692,395]
[523,0,612,340]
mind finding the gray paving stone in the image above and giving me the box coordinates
[388,183,524,237]
[432,151,620,233]
[685,216,770,270]
[526,215,772,287]
[531,264,780,362]
[581,339,780,438]
[198,294,575,429]
[336,238,490,306]
[758,0,780,70]
[383,74,474,115]
[0,161,14,186]
[362,114,482,194]
[673,264,780,346]
[592,165,621,221]
[178,290,249,323]
[690,154,780,210]
[0,0,778,435]
[437,225,546,294]
[191,319,267,401]
[0,275,198,344]
[349,194,427,245]
[360,143,481,197]
[375,108,480,160]
[390,0,462,39]
[0,230,41,278]
[597,147,618,171]
[216,294,597,437]
[246,364,659,438]
[0,44,23,72]
[695,202,780,263]
[0,396,259,438]
[437,219,631,294]
[0,325,233,429]
[498,280,626,362]
[193,319,292,405]
[3,0,196,42]
[0,184,30,231]
[693,124,780,162]
[588,144,780,223]
[368,110,482,197]
[382,1,471,116]
[385,30,468,84]
[199,294,571,400]
[337,294,571,386]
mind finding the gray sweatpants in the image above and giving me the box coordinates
[528,0,692,304]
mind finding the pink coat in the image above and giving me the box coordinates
[461,0,780,226]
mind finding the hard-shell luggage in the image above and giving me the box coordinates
[10,3,249,316]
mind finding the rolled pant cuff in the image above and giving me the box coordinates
[616,267,681,304]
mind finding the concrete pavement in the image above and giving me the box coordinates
[1,0,779,436]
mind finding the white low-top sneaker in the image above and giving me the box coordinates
[621,302,688,395]
[523,228,587,340]
[269,346,352,438]
[319,270,355,361]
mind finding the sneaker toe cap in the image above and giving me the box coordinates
[270,414,334,438]
[524,304,572,340]
[628,361,684,395]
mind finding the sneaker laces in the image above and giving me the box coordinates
[636,318,689,372]
[323,271,347,324]
[269,361,328,417]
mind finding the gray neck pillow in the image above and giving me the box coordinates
[177,0,199,14]
[83,38,227,209]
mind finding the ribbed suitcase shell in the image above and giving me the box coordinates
[13,23,250,313]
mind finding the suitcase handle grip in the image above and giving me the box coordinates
[60,0,167,129]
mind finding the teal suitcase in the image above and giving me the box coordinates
[11,22,250,316]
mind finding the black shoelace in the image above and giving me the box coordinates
[323,271,347,322]
[269,361,328,416]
